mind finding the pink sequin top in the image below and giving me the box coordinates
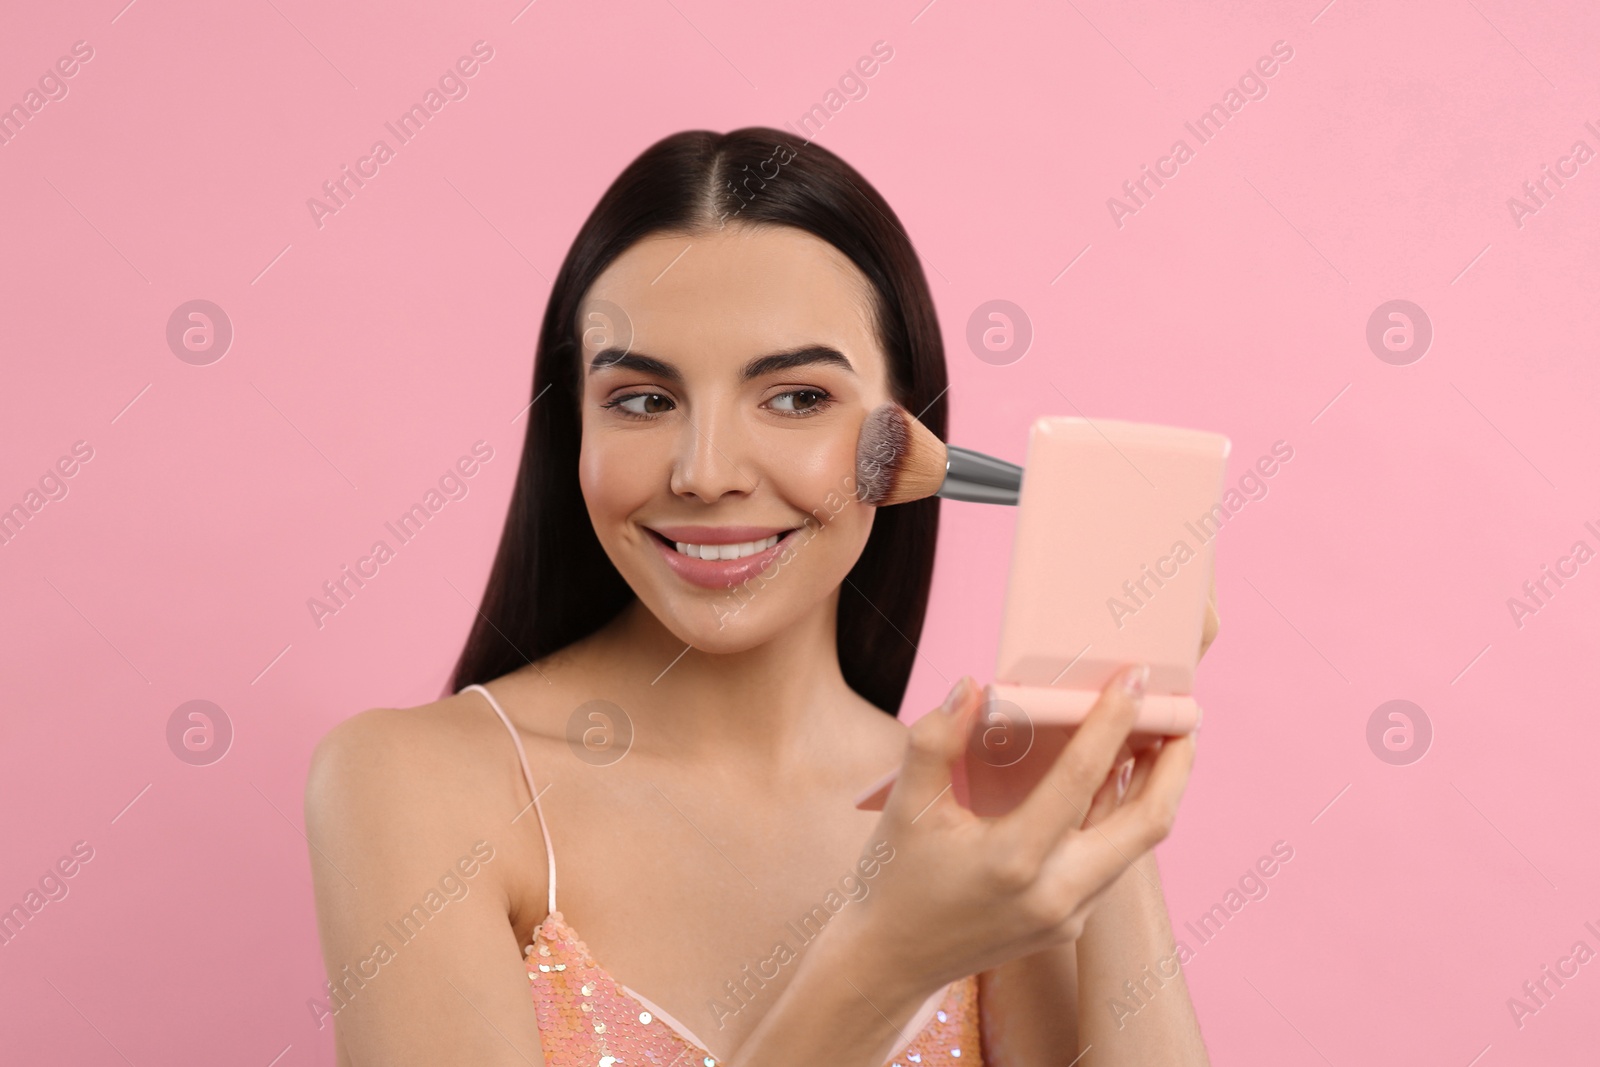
[464,684,985,1066]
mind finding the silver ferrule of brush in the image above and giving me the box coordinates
[941,446,1022,505]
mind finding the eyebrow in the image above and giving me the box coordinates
[587,345,855,383]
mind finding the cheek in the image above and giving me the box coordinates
[764,423,853,497]
[579,430,661,521]
[765,428,871,543]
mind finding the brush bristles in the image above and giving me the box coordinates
[855,403,948,506]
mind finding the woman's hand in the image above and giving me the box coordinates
[830,663,1198,1006]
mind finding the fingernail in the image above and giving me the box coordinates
[941,676,972,715]
[1123,664,1149,703]
[1116,759,1133,800]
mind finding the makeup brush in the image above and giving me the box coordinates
[855,402,1022,506]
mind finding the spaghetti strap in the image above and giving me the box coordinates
[461,683,558,916]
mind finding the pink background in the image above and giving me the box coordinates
[3,0,1598,1062]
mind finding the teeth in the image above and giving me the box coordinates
[672,534,780,560]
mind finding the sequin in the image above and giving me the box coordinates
[524,910,983,1065]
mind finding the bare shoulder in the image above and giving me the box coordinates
[303,684,553,888]
[307,691,510,820]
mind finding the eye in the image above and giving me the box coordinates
[604,392,676,418]
[767,388,833,415]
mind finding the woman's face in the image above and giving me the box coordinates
[576,223,896,653]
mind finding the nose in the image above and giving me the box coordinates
[669,403,758,503]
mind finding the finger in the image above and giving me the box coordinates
[1095,739,1135,782]
[1115,756,1136,803]
[1113,734,1195,837]
[1047,731,1197,901]
[1082,759,1126,827]
[1121,738,1164,801]
[882,676,981,824]
[1083,736,1136,828]
[1002,663,1148,848]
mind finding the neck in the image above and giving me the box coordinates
[583,595,867,773]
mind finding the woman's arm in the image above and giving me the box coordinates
[976,944,1080,1064]
[1073,848,1209,1065]
[304,707,548,1065]
[972,764,1208,1067]
[1074,577,1217,1064]
[979,577,1221,1065]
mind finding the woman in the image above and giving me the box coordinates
[306,127,1214,1065]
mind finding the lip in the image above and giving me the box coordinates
[644,524,803,590]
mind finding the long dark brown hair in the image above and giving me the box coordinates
[449,127,947,715]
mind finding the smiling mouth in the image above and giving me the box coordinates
[641,525,811,591]
[668,534,780,559]
[645,529,794,560]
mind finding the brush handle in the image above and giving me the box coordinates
[940,445,1022,505]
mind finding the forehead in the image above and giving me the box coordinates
[579,225,886,380]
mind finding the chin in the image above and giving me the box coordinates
[659,601,804,655]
